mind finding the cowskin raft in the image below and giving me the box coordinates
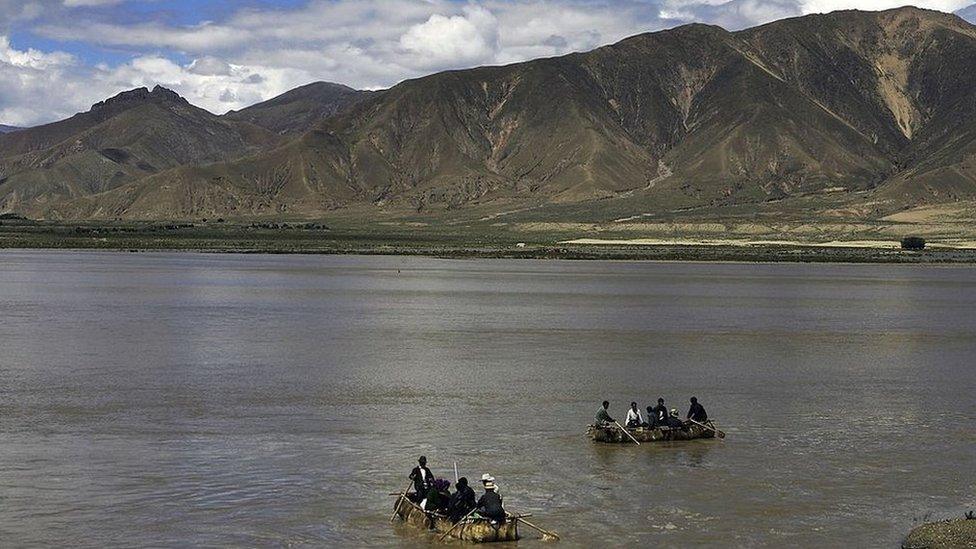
[587,422,717,443]
[393,494,519,543]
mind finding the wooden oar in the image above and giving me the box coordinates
[389,480,413,522]
[438,507,478,542]
[687,418,725,438]
[517,516,560,541]
[614,420,641,445]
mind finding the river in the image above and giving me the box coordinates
[1,251,973,547]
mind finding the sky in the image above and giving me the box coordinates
[1,0,975,127]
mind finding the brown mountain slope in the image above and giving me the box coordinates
[223,82,370,135]
[0,86,280,213]
[10,7,976,221]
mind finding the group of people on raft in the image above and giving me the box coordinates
[596,396,708,429]
[407,456,507,524]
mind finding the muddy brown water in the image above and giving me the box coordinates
[1,251,974,547]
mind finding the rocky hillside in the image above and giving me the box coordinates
[0,86,285,214]
[223,82,370,135]
[6,7,976,221]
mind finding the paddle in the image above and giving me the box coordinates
[687,418,726,438]
[438,507,478,542]
[454,461,459,484]
[517,516,560,541]
[614,420,641,445]
[389,480,413,522]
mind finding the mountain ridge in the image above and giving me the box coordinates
[223,81,371,135]
[5,7,976,223]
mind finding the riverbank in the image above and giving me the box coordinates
[904,517,976,548]
[4,219,976,263]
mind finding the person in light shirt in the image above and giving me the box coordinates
[625,401,643,428]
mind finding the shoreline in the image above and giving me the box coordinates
[4,243,976,264]
[4,221,976,263]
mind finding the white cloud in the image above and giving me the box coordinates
[63,0,124,6]
[399,6,500,68]
[187,55,233,76]
[0,34,308,126]
[36,21,246,50]
[0,35,72,68]
[101,55,311,114]
[0,34,91,125]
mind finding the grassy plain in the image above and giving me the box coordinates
[3,215,976,263]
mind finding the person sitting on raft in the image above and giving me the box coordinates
[687,396,708,423]
[476,474,506,524]
[650,398,668,427]
[666,408,686,429]
[422,478,452,512]
[595,400,615,425]
[409,455,434,502]
[447,477,476,522]
[645,406,655,427]
[625,401,643,428]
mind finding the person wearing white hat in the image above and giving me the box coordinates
[666,408,685,429]
[476,473,506,523]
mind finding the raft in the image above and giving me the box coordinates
[392,494,520,543]
[587,422,717,443]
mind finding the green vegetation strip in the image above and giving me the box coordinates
[2,220,976,263]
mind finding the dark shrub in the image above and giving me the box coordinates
[901,237,926,250]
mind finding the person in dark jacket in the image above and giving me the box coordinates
[447,477,477,522]
[594,401,615,425]
[476,474,506,523]
[423,478,451,512]
[687,396,708,423]
[650,398,668,427]
[409,456,434,502]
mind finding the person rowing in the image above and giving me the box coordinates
[409,455,434,502]
[687,396,708,423]
[595,400,615,425]
[447,477,476,523]
[625,401,643,428]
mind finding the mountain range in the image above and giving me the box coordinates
[3,7,976,223]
